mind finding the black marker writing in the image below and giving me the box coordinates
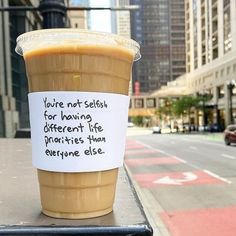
[88,122,103,133]
[45,136,84,147]
[60,111,92,123]
[44,122,84,133]
[67,99,83,108]
[43,97,64,108]
[87,135,106,145]
[45,149,80,160]
[84,99,108,109]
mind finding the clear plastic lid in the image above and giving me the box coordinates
[15,29,141,61]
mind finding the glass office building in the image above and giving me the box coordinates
[130,0,186,93]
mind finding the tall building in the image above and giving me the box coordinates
[186,0,234,72]
[110,0,117,34]
[184,0,236,126]
[130,0,186,93]
[115,0,131,38]
[0,0,42,137]
[69,2,88,29]
[112,0,133,95]
[69,0,89,29]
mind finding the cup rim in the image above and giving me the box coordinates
[15,28,141,61]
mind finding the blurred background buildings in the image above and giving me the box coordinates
[0,0,42,137]
[130,0,186,93]
[0,0,235,137]
[130,0,236,128]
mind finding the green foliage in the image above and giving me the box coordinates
[131,116,144,126]
[172,96,199,117]
[155,98,173,120]
[196,94,213,110]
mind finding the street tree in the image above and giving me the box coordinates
[155,98,174,122]
[172,96,199,123]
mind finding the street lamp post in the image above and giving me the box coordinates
[227,80,236,124]
[202,93,206,131]
[199,91,207,131]
[39,0,66,28]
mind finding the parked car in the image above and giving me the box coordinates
[152,126,161,134]
[127,122,135,128]
[198,125,210,132]
[160,125,172,134]
[224,124,236,145]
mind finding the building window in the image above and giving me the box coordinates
[212,34,218,47]
[134,99,144,108]
[193,0,198,68]
[187,65,190,72]
[202,55,206,65]
[218,85,224,98]
[212,2,217,18]
[233,64,236,72]
[146,98,156,108]
[224,7,232,53]
[212,19,218,33]
[224,0,230,8]
[212,47,218,59]
[233,87,236,96]
[221,69,224,76]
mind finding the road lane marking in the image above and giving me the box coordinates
[125,149,158,155]
[125,157,184,167]
[135,139,232,186]
[221,153,236,160]
[134,170,228,187]
[135,140,187,164]
[203,169,232,184]
[153,172,198,185]
[173,156,186,163]
[189,146,197,150]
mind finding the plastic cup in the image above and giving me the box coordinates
[15,29,140,219]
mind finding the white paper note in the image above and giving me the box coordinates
[28,91,129,172]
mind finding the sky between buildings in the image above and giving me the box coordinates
[71,0,112,32]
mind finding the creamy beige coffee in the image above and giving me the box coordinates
[16,29,140,219]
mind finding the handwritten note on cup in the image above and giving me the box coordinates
[28,92,129,172]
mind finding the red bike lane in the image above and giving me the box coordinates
[125,139,236,236]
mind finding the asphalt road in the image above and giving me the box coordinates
[125,129,236,236]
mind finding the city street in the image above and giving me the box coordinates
[125,127,236,236]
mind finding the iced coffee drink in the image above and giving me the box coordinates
[15,29,140,219]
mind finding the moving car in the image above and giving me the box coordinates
[224,124,236,145]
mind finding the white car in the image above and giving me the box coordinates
[152,126,161,134]
[161,126,172,134]
[127,122,135,127]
